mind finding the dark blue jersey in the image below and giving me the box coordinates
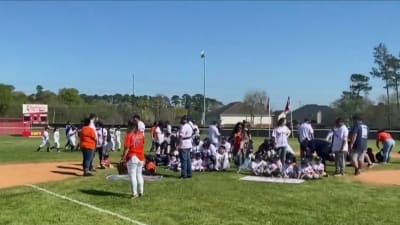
[350,122,368,151]
[307,139,331,156]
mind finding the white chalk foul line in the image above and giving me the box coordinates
[26,184,148,225]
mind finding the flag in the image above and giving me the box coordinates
[284,96,290,113]
[200,50,205,59]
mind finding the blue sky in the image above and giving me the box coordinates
[1,1,400,110]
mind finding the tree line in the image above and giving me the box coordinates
[0,84,223,126]
[333,43,400,129]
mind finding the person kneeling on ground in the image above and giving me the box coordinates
[299,160,320,180]
[251,154,268,176]
[121,119,145,199]
[192,153,204,171]
[376,129,395,164]
[283,159,299,179]
[265,155,282,177]
[215,145,230,171]
[312,157,326,177]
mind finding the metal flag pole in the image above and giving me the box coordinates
[290,108,294,138]
[268,103,271,138]
[201,50,206,127]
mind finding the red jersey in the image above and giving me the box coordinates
[233,131,242,150]
[377,132,392,142]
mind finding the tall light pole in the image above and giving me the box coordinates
[201,50,206,127]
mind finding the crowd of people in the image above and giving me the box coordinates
[148,120,230,173]
[36,120,123,155]
[299,115,397,177]
[34,112,398,198]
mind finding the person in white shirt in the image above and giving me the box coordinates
[219,137,232,160]
[68,127,77,151]
[272,118,291,172]
[192,120,200,137]
[200,139,217,160]
[192,136,203,154]
[166,121,172,135]
[299,161,319,180]
[208,121,221,147]
[115,126,121,151]
[215,145,230,171]
[133,114,146,134]
[312,157,326,177]
[192,154,204,171]
[155,124,165,154]
[37,127,50,152]
[96,122,108,169]
[283,160,298,178]
[251,157,268,176]
[331,117,349,176]
[109,127,116,151]
[297,118,314,160]
[51,127,60,152]
[178,116,193,179]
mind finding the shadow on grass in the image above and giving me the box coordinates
[57,165,83,171]
[70,163,83,166]
[152,171,180,178]
[51,170,81,176]
[79,189,129,198]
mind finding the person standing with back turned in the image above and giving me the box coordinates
[178,116,193,179]
[297,118,314,161]
[349,115,369,176]
[121,119,145,198]
[80,118,97,176]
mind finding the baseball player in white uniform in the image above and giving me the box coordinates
[51,127,60,152]
[115,126,121,151]
[37,127,50,152]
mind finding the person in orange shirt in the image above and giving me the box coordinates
[121,119,145,198]
[376,130,395,163]
[80,118,97,176]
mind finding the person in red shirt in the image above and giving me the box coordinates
[80,118,97,176]
[121,119,145,198]
[232,122,248,169]
[376,130,395,163]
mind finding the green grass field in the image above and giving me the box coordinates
[1,134,400,225]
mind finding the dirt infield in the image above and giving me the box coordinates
[390,153,400,159]
[1,160,400,189]
[0,162,82,189]
[356,169,400,185]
